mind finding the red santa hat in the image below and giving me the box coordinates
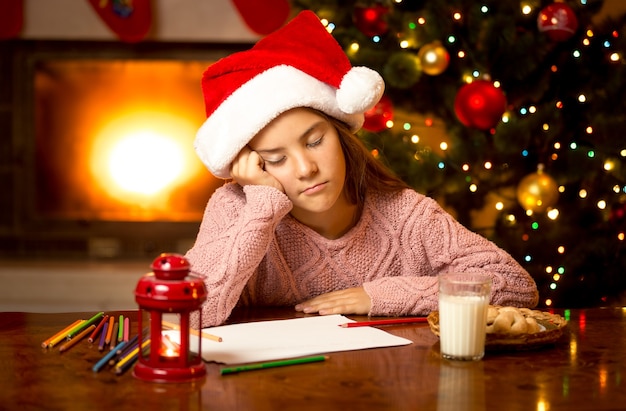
[195,10,385,178]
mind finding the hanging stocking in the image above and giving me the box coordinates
[87,0,152,43]
[230,0,290,35]
[0,0,23,39]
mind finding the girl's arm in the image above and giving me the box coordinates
[364,196,539,317]
[186,183,292,327]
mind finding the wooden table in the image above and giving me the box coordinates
[0,307,624,411]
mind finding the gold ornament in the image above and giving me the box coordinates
[516,168,559,213]
[417,41,450,76]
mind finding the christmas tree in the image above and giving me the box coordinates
[290,0,626,308]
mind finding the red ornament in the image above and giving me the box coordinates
[537,3,579,42]
[363,95,394,132]
[454,80,507,130]
[609,202,626,224]
[353,5,389,37]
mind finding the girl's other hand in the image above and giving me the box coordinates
[295,287,372,316]
[230,146,284,192]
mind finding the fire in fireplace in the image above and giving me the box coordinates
[35,58,215,222]
[2,41,244,259]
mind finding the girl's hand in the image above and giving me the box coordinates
[229,146,284,192]
[295,287,372,316]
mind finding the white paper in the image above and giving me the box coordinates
[164,315,412,364]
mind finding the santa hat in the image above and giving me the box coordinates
[195,10,385,178]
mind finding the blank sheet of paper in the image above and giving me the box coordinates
[166,315,413,365]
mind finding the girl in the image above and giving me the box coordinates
[187,11,538,327]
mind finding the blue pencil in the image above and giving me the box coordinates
[92,341,127,373]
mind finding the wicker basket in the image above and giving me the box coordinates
[427,306,568,350]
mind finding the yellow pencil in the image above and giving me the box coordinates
[41,319,83,348]
[162,320,223,342]
[59,324,96,353]
[114,339,150,372]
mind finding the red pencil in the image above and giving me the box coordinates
[88,314,109,343]
[339,317,427,328]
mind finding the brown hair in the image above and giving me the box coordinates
[325,114,410,206]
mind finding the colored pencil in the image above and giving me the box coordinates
[41,319,83,348]
[220,355,328,375]
[114,352,140,376]
[339,317,428,328]
[92,341,128,373]
[59,325,96,353]
[110,322,119,350]
[98,322,109,351]
[114,339,150,375]
[66,312,104,339]
[123,317,130,342]
[115,342,139,366]
[162,320,223,342]
[48,320,86,348]
[117,315,124,342]
[111,327,148,364]
[105,316,115,345]
[88,314,109,343]
[114,355,136,375]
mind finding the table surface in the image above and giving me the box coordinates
[0,306,624,411]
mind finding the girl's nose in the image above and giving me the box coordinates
[294,153,318,178]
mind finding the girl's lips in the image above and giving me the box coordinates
[301,182,327,195]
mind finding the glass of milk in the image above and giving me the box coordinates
[438,273,492,361]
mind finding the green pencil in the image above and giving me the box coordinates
[118,315,124,342]
[66,312,104,339]
[220,355,328,375]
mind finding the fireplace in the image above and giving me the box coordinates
[0,40,246,259]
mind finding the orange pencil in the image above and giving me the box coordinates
[41,319,83,348]
[162,320,223,342]
[105,316,115,345]
[48,320,85,348]
[88,314,109,343]
[59,324,96,353]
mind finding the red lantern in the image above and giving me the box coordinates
[353,5,389,37]
[134,253,207,383]
[454,80,506,130]
[537,3,579,42]
[363,95,394,132]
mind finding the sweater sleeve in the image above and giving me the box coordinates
[363,195,539,316]
[185,183,292,327]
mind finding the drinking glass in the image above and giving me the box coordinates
[438,273,492,361]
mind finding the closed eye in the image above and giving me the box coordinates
[307,137,323,148]
[263,156,286,166]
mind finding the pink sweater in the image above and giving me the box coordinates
[186,183,539,327]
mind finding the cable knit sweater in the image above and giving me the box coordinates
[186,182,539,327]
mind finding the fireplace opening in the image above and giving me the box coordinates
[2,41,245,259]
[35,59,214,222]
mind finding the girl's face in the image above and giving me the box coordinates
[249,108,351,225]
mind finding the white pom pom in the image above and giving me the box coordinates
[336,66,385,114]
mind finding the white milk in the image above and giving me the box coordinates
[439,293,488,360]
